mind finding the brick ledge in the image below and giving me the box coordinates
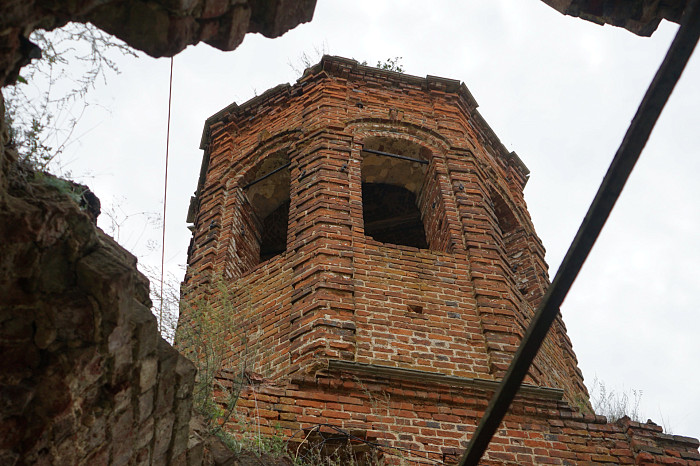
[327,360,564,401]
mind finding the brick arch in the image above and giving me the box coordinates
[218,129,302,187]
[487,187,529,295]
[345,118,451,154]
[351,127,460,254]
[221,148,292,278]
[239,150,290,219]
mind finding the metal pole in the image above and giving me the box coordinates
[459,1,700,463]
[243,162,291,189]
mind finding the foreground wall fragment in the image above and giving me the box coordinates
[541,0,687,36]
[0,0,317,86]
[0,2,316,463]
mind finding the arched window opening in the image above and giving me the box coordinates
[242,151,290,265]
[491,191,530,295]
[362,136,446,250]
[492,193,517,237]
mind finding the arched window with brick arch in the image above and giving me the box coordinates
[361,136,450,252]
[490,189,532,296]
[238,150,291,269]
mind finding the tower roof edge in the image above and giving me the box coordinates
[198,55,529,177]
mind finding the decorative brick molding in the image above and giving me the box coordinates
[326,360,564,401]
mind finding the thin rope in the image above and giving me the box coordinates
[159,56,174,334]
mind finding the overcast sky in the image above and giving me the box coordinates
[55,0,698,441]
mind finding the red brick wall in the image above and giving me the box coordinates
[227,373,700,465]
[184,59,587,400]
[353,244,490,378]
[181,56,698,462]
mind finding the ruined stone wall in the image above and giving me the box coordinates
[0,147,199,463]
[540,0,687,36]
[0,1,318,463]
[0,0,316,87]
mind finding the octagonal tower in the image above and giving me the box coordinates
[181,56,699,464]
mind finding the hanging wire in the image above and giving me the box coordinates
[159,56,174,334]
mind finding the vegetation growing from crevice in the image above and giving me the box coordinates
[356,56,405,73]
[373,56,404,73]
[578,378,671,434]
[2,22,136,174]
[175,280,295,462]
[174,280,408,465]
[289,46,405,77]
[177,281,247,428]
[589,377,643,423]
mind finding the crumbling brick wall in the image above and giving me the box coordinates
[0,0,317,87]
[0,89,210,461]
[230,372,700,465]
[183,56,700,464]
[540,0,687,36]
[0,159,197,463]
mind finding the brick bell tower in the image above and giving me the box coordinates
[182,57,700,464]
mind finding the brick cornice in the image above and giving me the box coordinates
[199,55,530,179]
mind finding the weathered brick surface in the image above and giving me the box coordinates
[184,56,584,399]
[0,168,200,464]
[0,0,317,87]
[229,374,700,465]
[0,93,238,465]
[183,56,699,463]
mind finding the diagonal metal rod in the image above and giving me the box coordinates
[459,1,700,464]
[243,162,291,189]
[361,147,429,164]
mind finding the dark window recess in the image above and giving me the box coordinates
[491,191,532,295]
[259,200,290,262]
[493,194,517,235]
[362,183,428,249]
[241,151,291,268]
